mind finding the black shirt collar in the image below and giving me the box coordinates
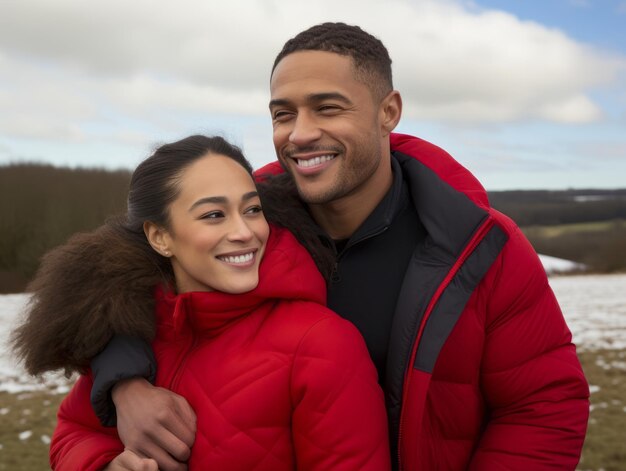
[343,155,408,247]
[313,155,410,254]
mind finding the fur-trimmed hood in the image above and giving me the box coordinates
[11,220,165,376]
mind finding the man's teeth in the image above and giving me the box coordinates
[297,155,335,168]
[219,253,254,264]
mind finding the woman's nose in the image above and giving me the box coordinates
[227,215,254,242]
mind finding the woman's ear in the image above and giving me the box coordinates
[379,90,402,137]
[144,221,172,257]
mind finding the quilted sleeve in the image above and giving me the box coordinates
[50,374,124,471]
[470,223,589,470]
[290,314,391,471]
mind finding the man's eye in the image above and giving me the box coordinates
[272,110,292,120]
[319,105,341,113]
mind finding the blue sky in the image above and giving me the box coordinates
[0,0,624,190]
[475,0,626,53]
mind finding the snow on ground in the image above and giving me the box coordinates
[0,294,71,394]
[1,274,625,393]
[549,273,626,351]
[539,254,586,274]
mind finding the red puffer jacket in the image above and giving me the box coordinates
[50,227,390,471]
[258,133,590,470]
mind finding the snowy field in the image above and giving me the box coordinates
[1,273,625,394]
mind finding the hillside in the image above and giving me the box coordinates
[488,189,626,273]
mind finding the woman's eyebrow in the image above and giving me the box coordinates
[189,196,226,212]
[189,191,259,212]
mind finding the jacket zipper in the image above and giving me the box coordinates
[169,332,199,392]
[397,216,495,470]
[330,227,389,283]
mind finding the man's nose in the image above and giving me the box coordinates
[289,112,322,146]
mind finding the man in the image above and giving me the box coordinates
[90,23,589,470]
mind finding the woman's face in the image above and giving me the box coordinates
[153,154,269,294]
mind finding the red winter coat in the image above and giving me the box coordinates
[258,133,590,470]
[50,227,390,471]
[389,134,589,470]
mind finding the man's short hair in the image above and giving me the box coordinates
[271,22,393,102]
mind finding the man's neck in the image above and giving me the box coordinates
[308,161,393,240]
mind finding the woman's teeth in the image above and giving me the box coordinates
[219,252,254,264]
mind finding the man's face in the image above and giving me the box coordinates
[269,50,387,206]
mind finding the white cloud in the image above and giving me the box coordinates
[387,3,623,123]
[0,51,99,141]
[103,75,269,116]
[0,0,286,89]
[0,0,624,146]
[537,95,603,123]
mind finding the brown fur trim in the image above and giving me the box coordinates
[11,220,165,376]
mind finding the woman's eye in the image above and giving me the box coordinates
[245,205,263,215]
[200,211,223,220]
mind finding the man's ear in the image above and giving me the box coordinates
[144,221,172,257]
[380,90,402,137]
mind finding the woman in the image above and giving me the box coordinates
[12,136,390,470]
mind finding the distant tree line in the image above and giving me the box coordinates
[1,164,625,293]
[0,164,130,292]
[488,189,626,226]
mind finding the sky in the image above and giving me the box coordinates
[0,0,625,190]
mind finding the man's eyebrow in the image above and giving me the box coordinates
[308,92,353,105]
[269,98,290,109]
[189,191,259,212]
[269,92,353,108]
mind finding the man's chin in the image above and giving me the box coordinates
[295,183,339,205]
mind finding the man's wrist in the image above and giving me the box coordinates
[111,376,146,406]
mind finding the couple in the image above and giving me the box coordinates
[14,22,589,470]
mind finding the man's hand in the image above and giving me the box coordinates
[104,449,158,471]
[112,377,197,471]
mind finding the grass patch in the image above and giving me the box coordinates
[1,350,624,470]
[578,349,626,471]
[0,390,65,471]
[521,220,626,272]
[523,220,624,239]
